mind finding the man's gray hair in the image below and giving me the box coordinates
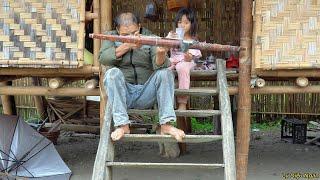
[114,12,140,28]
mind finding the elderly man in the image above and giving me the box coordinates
[99,12,185,142]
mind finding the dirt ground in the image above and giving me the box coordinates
[55,129,320,180]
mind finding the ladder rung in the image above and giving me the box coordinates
[174,69,237,78]
[121,134,222,143]
[106,162,224,169]
[175,87,218,96]
[128,109,220,117]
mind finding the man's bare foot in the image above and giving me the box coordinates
[160,123,186,142]
[111,124,130,141]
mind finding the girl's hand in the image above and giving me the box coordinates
[166,31,178,39]
[184,52,193,62]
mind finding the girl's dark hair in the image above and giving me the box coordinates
[174,8,197,37]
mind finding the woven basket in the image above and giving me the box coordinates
[167,0,188,11]
[253,0,320,70]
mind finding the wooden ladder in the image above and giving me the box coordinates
[92,59,236,180]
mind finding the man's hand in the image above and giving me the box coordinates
[156,47,169,66]
[115,31,142,58]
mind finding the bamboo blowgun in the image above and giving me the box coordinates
[89,33,240,52]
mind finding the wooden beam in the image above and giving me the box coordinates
[45,123,100,134]
[0,66,99,77]
[236,0,253,179]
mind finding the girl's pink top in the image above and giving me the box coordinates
[170,48,202,65]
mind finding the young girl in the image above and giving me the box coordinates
[168,8,202,110]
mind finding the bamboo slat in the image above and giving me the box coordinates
[253,0,320,70]
[0,0,85,68]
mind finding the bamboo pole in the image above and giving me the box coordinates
[85,12,98,21]
[257,69,320,77]
[0,82,17,115]
[236,0,253,179]
[99,0,112,130]
[93,0,101,67]
[85,79,99,89]
[31,77,47,119]
[49,78,65,89]
[0,86,99,96]
[100,0,112,32]
[296,77,309,87]
[0,66,99,77]
[2,85,320,96]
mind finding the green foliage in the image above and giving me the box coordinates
[251,118,281,131]
[191,117,213,133]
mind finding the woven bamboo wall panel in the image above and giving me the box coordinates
[253,0,320,70]
[0,0,85,68]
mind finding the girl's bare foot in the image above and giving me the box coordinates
[111,124,130,141]
[160,123,186,142]
[178,103,187,110]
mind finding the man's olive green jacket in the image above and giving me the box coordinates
[99,28,170,85]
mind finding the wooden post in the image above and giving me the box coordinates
[0,81,17,115]
[236,0,253,179]
[31,77,47,119]
[93,0,101,67]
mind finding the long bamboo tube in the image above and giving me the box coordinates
[93,0,101,67]
[236,0,253,179]
[89,34,240,52]
[31,77,47,119]
[0,81,17,115]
